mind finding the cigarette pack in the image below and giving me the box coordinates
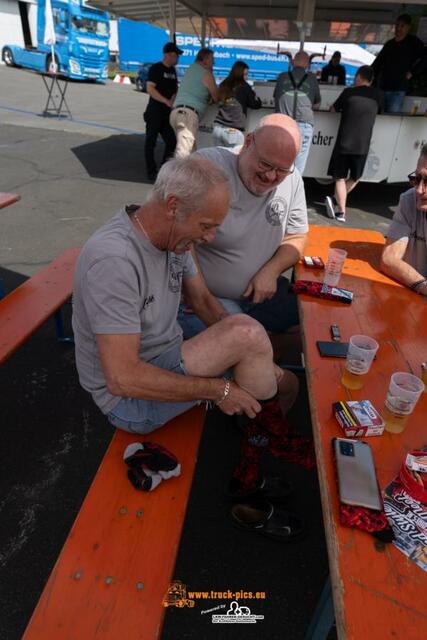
[333,400,385,437]
[303,256,325,269]
[292,280,353,304]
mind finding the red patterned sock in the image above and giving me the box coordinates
[254,396,316,470]
[232,422,270,492]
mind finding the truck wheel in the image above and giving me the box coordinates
[135,77,146,92]
[46,54,59,74]
[2,47,15,67]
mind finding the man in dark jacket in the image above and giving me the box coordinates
[143,42,183,182]
[371,13,423,113]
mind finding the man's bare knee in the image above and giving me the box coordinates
[225,314,273,357]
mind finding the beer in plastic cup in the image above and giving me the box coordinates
[323,248,347,287]
[341,335,379,390]
[383,372,424,433]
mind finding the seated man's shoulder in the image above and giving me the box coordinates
[194,145,238,167]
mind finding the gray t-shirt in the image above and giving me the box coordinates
[274,68,321,126]
[193,147,308,299]
[72,207,197,414]
[385,188,427,277]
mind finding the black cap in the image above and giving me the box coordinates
[163,42,183,55]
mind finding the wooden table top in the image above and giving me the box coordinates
[296,225,427,640]
[0,192,20,209]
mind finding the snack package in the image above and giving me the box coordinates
[292,280,353,304]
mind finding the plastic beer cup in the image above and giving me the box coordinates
[383,372,424,434]
[323,248,347,287]
[341,335,379,390]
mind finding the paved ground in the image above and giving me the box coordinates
[0,64,408,639]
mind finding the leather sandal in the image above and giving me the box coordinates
[228,474,294,503]
[230,499,306,542]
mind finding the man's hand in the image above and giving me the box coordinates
[242,267,278,304]
[217,381,261,418]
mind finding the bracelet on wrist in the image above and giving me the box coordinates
[216,379,231,406]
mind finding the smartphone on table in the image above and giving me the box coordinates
[333,438,382,510]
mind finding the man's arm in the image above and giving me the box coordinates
[97,333,225,401]
[242,233,307,304]
[182,272,229,326]
[203,71,218,102]
[146,81,172,108]
[380,237,427,293]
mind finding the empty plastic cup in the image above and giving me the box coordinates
[341,335,379,390]
[383,372,424,434]
[323,248,347,287]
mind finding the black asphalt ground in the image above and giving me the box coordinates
[0,77,407,638]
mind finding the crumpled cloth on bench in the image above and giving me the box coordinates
[123,442,181,491]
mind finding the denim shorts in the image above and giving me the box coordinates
[178,276,299,340]
[107,344,199,434]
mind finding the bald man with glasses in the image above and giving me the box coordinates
[179,113,308,360]
[381,145,427,297]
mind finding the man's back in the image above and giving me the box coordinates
[274,68,320,125]
[175,63,210,117]
[333,85,384,155]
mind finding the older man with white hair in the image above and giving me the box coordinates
[72,156,310,540]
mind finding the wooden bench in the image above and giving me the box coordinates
[22,405,206,639]
[0,244,206,637]
[0,192,20,210]
[0,247,80,364]
[297,226,427,639]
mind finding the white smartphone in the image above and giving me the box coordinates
[334,438,382,511]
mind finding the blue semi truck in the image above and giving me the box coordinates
[1,0,110,82]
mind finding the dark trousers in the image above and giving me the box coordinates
[144,106,176,177]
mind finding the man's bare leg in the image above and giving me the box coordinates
[182,314,278,400]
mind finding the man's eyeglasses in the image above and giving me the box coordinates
[252,135,295,178]
[408,171,427,190]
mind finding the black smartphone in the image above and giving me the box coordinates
[316,341,349,358]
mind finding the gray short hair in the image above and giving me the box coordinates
[152,156,229,215]
[420,143,427,160]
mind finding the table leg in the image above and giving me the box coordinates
[304,576,335,640]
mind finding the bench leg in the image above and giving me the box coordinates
[54,309,74,344]
[304,576,335,640]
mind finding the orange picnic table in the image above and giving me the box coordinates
[0,192,20,209]
[298,226,427,640]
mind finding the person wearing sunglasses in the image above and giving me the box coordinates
[380,145,427,296]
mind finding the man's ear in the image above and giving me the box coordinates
[165,195,178,220]
[243,132,253,150]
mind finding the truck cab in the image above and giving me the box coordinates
[2,0,110,82]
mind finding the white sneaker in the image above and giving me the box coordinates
[335,212,346,223]
[325,196,336,219]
